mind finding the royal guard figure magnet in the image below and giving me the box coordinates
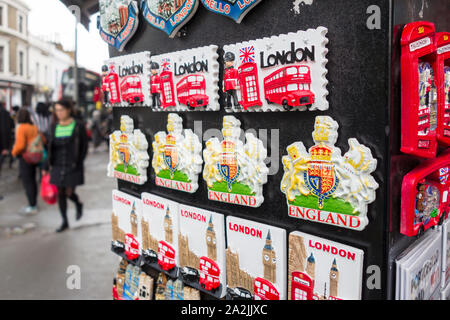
[400,150,450,237]
[98,0,140,51]
[101,65,110,105]
[151,61,162,108]
[224,52,241,110]
[435,32,450,146]
[401,21,438,158]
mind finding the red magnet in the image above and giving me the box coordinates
[436,32,450,146]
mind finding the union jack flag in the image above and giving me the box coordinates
[240,46,255,64]
[161,58,171,72]
[439,167,449,184]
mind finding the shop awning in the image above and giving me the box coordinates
[59,0,99,30]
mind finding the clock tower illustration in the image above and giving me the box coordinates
[306,253,316,279]
[262,230,277,283]
[329,258,339,298]
[206,215,217,261]
[130,202,138,237]
[164,206,173,243]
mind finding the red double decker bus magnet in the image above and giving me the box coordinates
[436,32,450,146]
[401,21,438,158]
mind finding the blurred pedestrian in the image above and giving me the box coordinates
[11,107,43,215]
[90,109,103,151]
[43,100,88,233]
[0,102,13,200]
[35,102,52,138]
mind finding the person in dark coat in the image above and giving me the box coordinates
[0,102,13,200]
[43,100,88,232]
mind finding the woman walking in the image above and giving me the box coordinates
[44,100,88,232]
[11,108,42,215]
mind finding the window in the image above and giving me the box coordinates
[35,62,39,83]
[0,6,3,26]
[0,46,3,73]
[18,15,24,33]
[19,51,24,76]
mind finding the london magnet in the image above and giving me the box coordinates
[281,116,379,231]
[203,116,268,207]
[98,0,140,51]
[149,45,220,111]
[152,114,203,193]
[141,0,200,38]
[222,27,329,112]
[200,0,263,23]
[108,115,150,185]
[436,32,450,146]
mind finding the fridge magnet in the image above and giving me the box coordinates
[155,272,168,300]
[288,231,364,300]
[200,0,263,23]
[115,259,129,299]
[400,150,450,237]
[98,0,139,52]
[401,21,438,158]
[112,190,143,261]
[442,218,450,289]
[108,115,150,185]
[141,193,180,277]
[141,0,199,38]
[203,116,268,208]
[177,204,227,298]
[103,51,151,106]
[123,264,142,300]
[396,229,442,300]
[225,216,287,300]
[436,32,450,146]
[281,116,379,231]
[136,272,154,300]
[152,114,203,193]
[222,27,329,112]
[149,45,220,111]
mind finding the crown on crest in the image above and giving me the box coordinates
[166,134,176,146]
[120,133,128,143]
[221,140,235,153]
[310,144,332,161]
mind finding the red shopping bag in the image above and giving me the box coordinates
[41,174,57,205]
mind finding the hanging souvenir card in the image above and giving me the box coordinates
[149,45,219,111]
[141,0,199,38]
[123,264,141,300]
[102,51,151,107]
[112,189,142,261]
[281,116,379,231]
[152,114,203,193]
[141,193,180,278]
[401,21,438,158]
[98,0,139,51]
[400,150,450,237]
[442,218,450,289]
[200,0,263,23]
[222,27,328,112]
[203,116,268,207]
[177,204,227,298]
[226,216,287,300]
[436,32,450,146]
[108,115,150,185]
[288,231,364,300]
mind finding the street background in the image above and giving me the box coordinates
[0,147,118,299]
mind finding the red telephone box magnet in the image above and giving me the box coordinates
[401,21,438,158]
[400,150,450,237]
[436,32,450,146]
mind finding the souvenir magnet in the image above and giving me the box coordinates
[141,0,199,38]
[222,27,329,112]
[152,114,203,193]
[178,204,227,298]
[203,116,268,207]
[103,51,151,107]
[436,32,450,146]
[141,193,180,277]
[226,216,287,300]
[155,273,168,300]
[401,21,438,158]
[150,45,220,111]
[98,0,140,52]
[115,259,129,298]
[108,115,150,185]
[281,116,379,231]
[200,0,263,23]
[136,272,154,300]
[400,150,450,237]
[288,231,364,300]
[123,264,141,300]
[112,190,143,261]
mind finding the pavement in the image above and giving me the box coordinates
[0,145,120,300]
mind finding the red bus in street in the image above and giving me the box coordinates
[264,65,315,111]
[254,277,279,300]
[176,75,209,110]
[199,256,221,291]
[158,240,176,271]
[120,76,144,104]
[124,233,140,260]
